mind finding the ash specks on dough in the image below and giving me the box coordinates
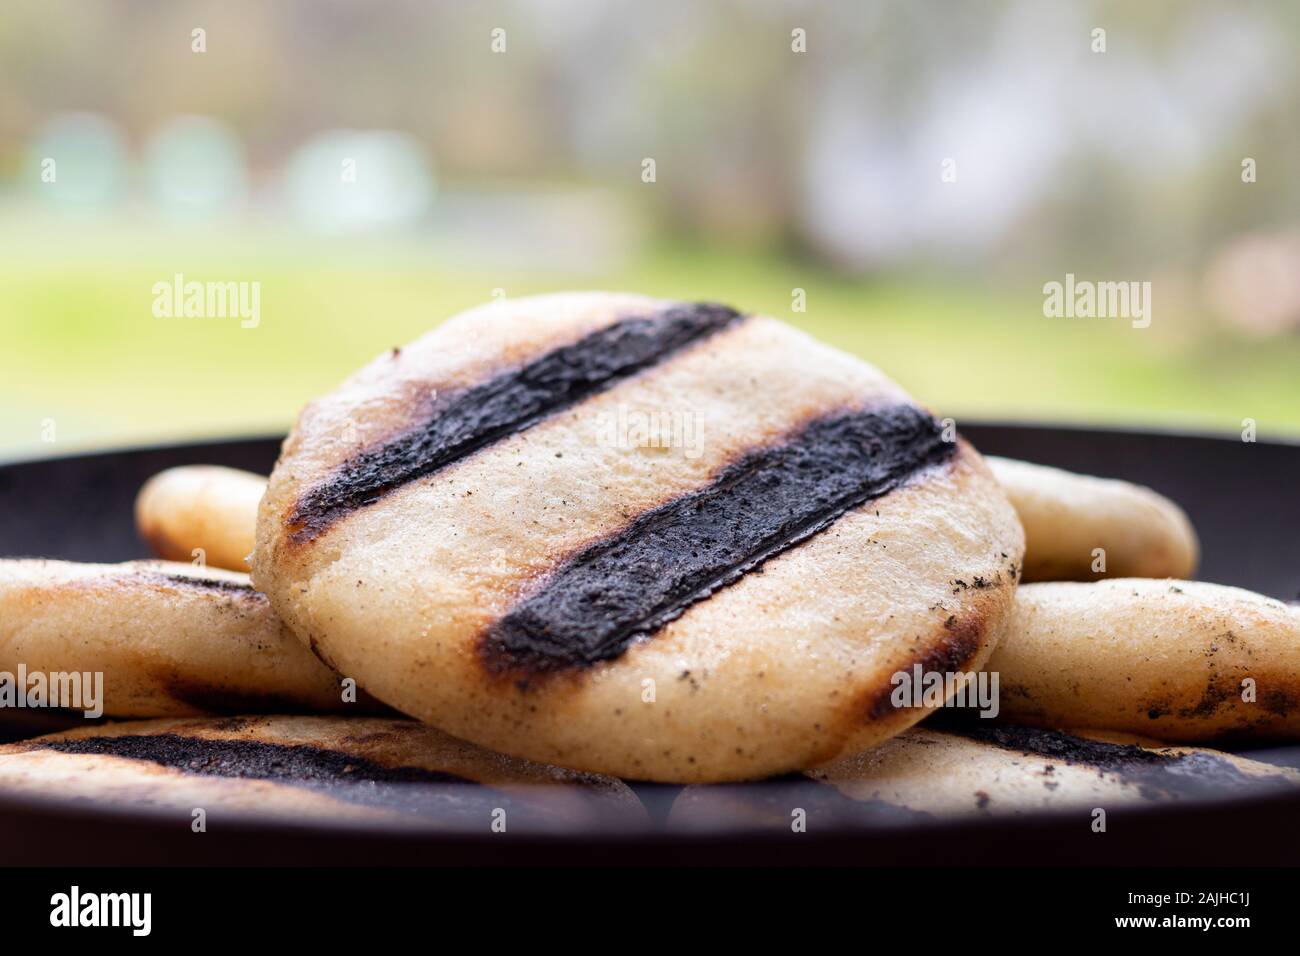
[951,572,1004,594]
[286,302,742,542]
[1260,685,1299,717]
[205,716,257,733]
[1178,674,1240,719]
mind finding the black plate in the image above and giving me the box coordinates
[1,424,1298,865]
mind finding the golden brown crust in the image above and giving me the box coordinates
[988,457,1198,582]
[0,559,373,718]
[135,466,267,572]
[990,579,1300,740]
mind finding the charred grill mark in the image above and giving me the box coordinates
[864,610,990,721]
[38,733,468,784]
[35,733,501,818]
[288,302,742,541]
[55,569,259,598]
[481,403,956,676]
[1178,674,1241,719]
[145,572,259,596]
[1259,686,1300,717]
[950,724,1294,800]
[952,724,1169,770]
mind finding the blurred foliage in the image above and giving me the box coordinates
[1,1,1298,455]
[2,0,1298,269]
[3,214,1298,460]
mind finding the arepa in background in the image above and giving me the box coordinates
[136,465,267,572]
[0,716,645,831]
[989,579,1300,741]
[670,724,1298,828]
[987,457,1197,582]
[0,559,375,717]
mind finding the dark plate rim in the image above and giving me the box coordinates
[1,765,1297,844]
[3,417,1298,471]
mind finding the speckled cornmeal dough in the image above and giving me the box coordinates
[0,559,368,717]
[0,716,643,830]
[252,292,1023,782]
[668,724,1300,827]
[989,579,1300,741]
[810,725,1299,814]
[986,457,1198,582]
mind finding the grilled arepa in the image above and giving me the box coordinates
[0,559,373,717]
[989,579,1300,741]
[986,457,1198,582]
[135,465,266,572]
[0,716,643,831]
[668,724,1299,828]
[252,292,1024,782]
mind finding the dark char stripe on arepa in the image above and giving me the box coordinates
[32,733,510,819]
[481,403,956,676]
[287,301,742,542]
[283,298,961,679]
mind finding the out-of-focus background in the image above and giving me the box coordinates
[2,0,1298,459]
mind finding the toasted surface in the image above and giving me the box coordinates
[990,579,1300,740]
[136,465,267,572]
[813,724,1298,813]
[0,715,643,830]
[0,559,370,717]
[669,724,1299,828]
[988,456,1198,582]
[253,292,1023,782]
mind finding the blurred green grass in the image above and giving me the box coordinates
[4,214,1300,460]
